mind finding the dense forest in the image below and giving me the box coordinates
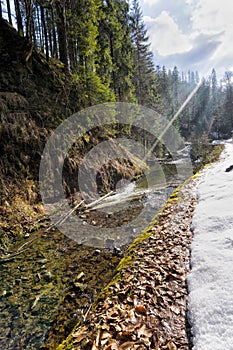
[1,0,233,138]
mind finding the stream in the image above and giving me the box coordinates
[0,160,190,349]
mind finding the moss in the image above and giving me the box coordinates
[95,184,183,302]
[56,334,73,350]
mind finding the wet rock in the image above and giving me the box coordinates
[1,290,13,298]
[38,259,48,265]
[21,276,28,281]
[36,252,45,258]
[76,272,85,281]
[43,271,52,282]
[1,290,7,298]
[113,247,123,257]
[73,282,87,291]
[79,214,87,219]
[105,238,115,249]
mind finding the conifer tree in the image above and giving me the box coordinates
[54,0,68,67]
[100,0,135,102]
[223,71,233,135]
[6,0,12,25]
[130,0,159,107]
[14,0,24,36]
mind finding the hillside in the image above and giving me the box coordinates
[0,18,142,246]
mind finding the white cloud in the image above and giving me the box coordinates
[189,0,233,75]
[144,11,192,56]
[141,0,160,6]
[140,0,233,78]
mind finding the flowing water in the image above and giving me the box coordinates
[0,161,189,349]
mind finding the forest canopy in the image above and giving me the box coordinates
[1,0,233,139]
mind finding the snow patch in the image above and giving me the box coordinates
[188,142,233,350]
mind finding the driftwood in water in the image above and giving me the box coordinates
[0,237,39,264]
[89,181,180,211]
[84,191,114,209]
[0,248,29,264]
[89,192,144,211]
[46,200,85,232]
[46,191,114,231]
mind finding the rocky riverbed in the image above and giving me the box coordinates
[0,229,123,350]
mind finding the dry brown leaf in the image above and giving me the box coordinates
[105,340,120,350]
[106,311,119,319]
[101,331,112,340]
[170,305,180,315]
[91,342,98,350]
[119,341,136,349]
[73,333,87,344]
[117,331,133,341]
[95,329,101,347]
[137,324,152,339]
[135,305,147,315]
[167,341,177,350]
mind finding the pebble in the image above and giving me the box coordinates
[43,271,52,282]
[38,259,48,265]
[80,214,86,219]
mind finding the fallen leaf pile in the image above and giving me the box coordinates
[69,178,200,350]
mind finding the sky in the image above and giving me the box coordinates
[139,0,233,80]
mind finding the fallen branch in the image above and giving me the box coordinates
[46,200,85,232]
[90,193,144,211]
[58,200,85,226]
[31,295,41,310]
[85,191,114,209]
[17,237,38,252]
[46,192,114,231]
[0,248,29,264]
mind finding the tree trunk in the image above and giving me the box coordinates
[55,1,68,68]
[36,4,43,51]
[51,8,58,59]
[40,5,49,61]
[0,1,2,18]
[14,0,24,36]
[25,0,33,41]
[46,10,53,59]
[6,0,12,25]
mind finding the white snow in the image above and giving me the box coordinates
[188,142,233,350]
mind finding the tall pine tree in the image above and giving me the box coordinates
[130,0,159,107]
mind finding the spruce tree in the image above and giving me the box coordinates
[99,0,135,102]
[223,71,233,136]
[130,0,159,107]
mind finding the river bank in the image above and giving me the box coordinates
[57,172,202,350]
